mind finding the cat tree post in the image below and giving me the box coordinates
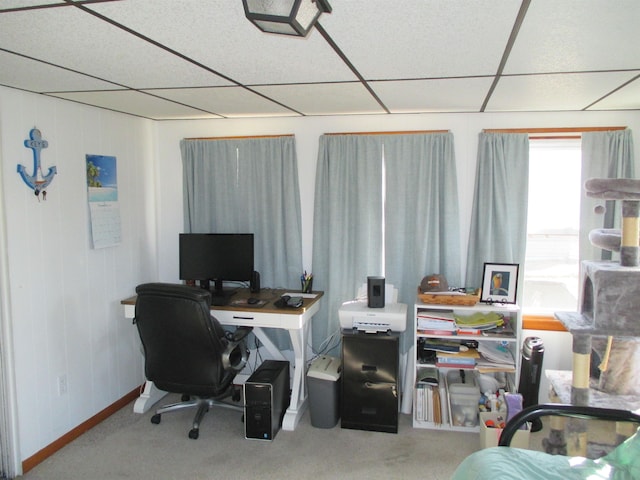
[568,334,591,455]
[620,200,639,266]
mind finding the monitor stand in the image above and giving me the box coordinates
[211,279,237,306]
[194,280,235,305]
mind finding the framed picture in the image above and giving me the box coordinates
[480,263,519,304]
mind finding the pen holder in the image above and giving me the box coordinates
[301,277,313,293]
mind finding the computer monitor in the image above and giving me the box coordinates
[179,233,254,301]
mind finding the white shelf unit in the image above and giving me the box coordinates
[412,300,521,431]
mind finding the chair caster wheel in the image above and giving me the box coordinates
[188,428,199,439]
[151,414,161,424]
[232,387,241,402]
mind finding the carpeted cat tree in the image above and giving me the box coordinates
[553,178,640,456]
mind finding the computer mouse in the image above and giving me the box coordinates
[247,297,259,305]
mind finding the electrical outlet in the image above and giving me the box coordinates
[57,374,68,396]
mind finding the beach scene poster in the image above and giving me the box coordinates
[87,154,118,202]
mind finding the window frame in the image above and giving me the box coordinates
[483,126,627,332]
[523,137,581,331]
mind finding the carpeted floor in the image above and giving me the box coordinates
[18,393,508,480]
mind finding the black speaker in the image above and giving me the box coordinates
[244,360,290,441]
[250,270,260,293]
[367,276,385,308]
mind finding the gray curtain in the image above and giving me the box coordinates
[465,133,530,297]
[383,132,461,310]
[181,136,303,347]
[580,129,635,262]
[311,135,384,353]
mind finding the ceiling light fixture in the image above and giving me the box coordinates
[242,0,332,37]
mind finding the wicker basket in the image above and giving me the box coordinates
[417,287,481,306]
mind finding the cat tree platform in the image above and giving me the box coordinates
[555,261,640,338]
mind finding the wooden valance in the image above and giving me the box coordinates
[324,130,450,136]
[184,134,294,140]
[483,126,627,140]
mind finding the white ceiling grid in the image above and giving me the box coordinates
[0,0,638,120]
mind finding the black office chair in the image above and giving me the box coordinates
[133,282,252,439]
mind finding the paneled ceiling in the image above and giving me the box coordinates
[1,0,638,121]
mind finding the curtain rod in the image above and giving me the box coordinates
[324,130,450,136]
[184,134,294,140]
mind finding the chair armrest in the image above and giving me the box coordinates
[499,403,640,447]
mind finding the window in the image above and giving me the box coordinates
[522,139,581,317]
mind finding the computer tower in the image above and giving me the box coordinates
[244,360,290,441]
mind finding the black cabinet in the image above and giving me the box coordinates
[341,330,399,433]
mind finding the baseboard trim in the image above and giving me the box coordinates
[22,386,142,474]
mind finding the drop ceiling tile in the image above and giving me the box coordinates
[146,86,300,118]
[86,0,356,85]
[486,72,637,112]
[47,90,220,120]
[588,75,640,111]
[505,0,640,74]
[372,77,493,113]
[0,6,231,89]
[0,0,66,9]
[252,83,386,116]
[0,50,117,92]
[320,0,522,79]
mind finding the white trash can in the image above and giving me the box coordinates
[307,355,341,428]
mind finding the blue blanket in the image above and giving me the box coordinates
[452,428,640,480]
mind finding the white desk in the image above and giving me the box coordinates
[121,288,323,431]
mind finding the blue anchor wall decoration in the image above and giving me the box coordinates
[17,127,57,200]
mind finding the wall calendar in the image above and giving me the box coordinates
[86,154,121,249]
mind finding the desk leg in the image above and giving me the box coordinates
[282,321,310,431]
[133,381,168,414]
[251,328,287,361]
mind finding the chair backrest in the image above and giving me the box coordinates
[134,282,234,397]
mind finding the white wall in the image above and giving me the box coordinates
[0,86,157,462]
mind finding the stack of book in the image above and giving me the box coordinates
[435,348,480,369]
[415,366,446,424]
[453,312,505,334]
[417,309,456,335]
[476,341,516,372]
[421,338,467,354]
